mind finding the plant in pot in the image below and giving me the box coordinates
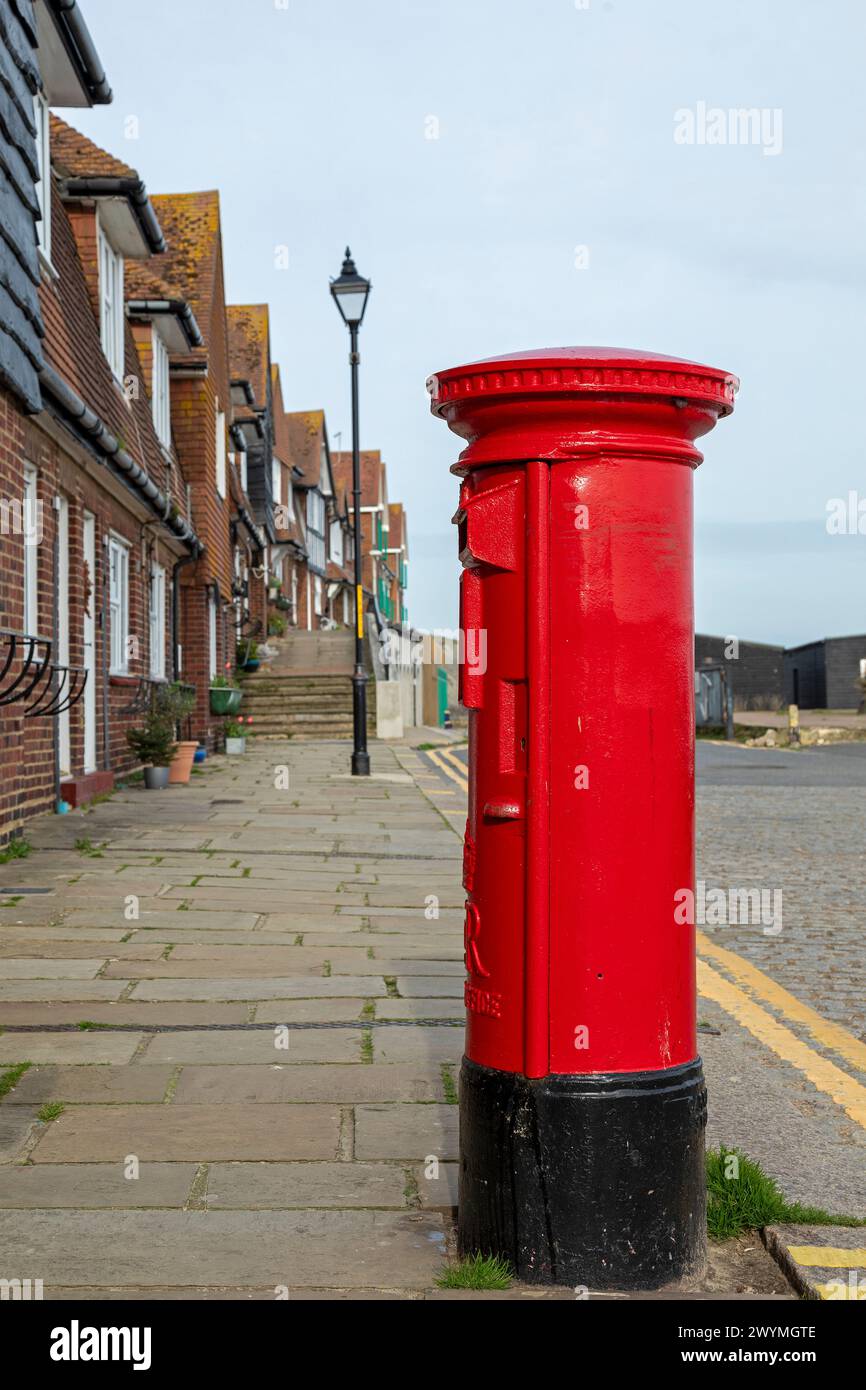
[209,673,243,716]
[127,714,176,789]
[268,612,287,638]
[224,717,247,755]
[236,639,260,673]
[153,682,198,785]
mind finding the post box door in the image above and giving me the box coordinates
[457,464,527,1074]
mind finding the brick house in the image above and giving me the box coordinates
[286,410,353,630]
[269,365,307,629]
[124,189,247,747]
[331,448,400,625]
[0,6,204,842]
[386,502,409,626]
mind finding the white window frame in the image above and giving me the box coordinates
[149,561,166,679]
[108,535,130,675]
[151,327,171,447]
[314,575,323,617]
[208,591,217,680]
[272,457,282,507]
[306,489,326,572]
[23,464,38,634]
[215,405,226,498]
[329,518,343,567]
[33,90,51,261]
[97,217,124,381]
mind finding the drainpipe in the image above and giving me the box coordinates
[52,498,61,809]
[171,554,196,682]
[101,538,110,772]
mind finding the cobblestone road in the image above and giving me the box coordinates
[696,743,866,1041]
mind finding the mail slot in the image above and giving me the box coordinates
[429,346,737,1288]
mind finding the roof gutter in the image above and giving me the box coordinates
[47,0,112,104]
[126,299,204,350]
[39,363,203,556]
[60,176,166,253]
[231,378,256,407]
[235,506,265,552]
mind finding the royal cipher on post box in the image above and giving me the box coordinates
[429,346,737,1288]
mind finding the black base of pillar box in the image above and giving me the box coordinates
[458,1056,707,1289]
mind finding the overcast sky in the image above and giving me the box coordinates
[66,0,865,644]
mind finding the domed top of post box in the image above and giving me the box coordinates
[428,345,738,471]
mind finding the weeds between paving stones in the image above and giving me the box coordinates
[0,1061,31,1099]
[74,837,105,858]
[0,838,31,864]
[440,1064,458,1104]
[436,1253,513,1291]
[36,1102,65,1124]
[706,1146,866,1239]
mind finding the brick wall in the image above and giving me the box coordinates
[0,389,187,842]
[0,384,53,840]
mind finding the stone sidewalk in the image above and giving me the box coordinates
[1,733,851,1299]
[0,739,465,1296]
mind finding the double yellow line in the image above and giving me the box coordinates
[696,932,866,1131]
[425,745,469,794]
[415,748,866,1133]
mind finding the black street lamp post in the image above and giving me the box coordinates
[330,248,371,776]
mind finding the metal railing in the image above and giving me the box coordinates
[0,631,88,719]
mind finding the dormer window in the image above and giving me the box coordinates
[151,327,170,447]
[33,91,51,260]
[97,215,124,380]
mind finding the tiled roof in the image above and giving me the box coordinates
[227,304,269,407]
[388,502,407,550]
[270,366,292,465]
[326,559,351,584]
[50,114,138,179]
[331,449,382,510]
[285,410,325,484]
[126,190,222,358]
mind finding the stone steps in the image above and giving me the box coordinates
[239,648,374,739]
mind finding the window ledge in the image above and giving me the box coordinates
[38,249,59,284]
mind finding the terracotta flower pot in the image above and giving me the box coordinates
[169,741,199,784]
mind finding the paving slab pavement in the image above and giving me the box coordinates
[0,735,862,1300]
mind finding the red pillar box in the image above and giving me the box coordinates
[429,346,737,1288]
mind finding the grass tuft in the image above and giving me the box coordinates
[436,1252,513,1290]
[707,1146,866,1239]
[440,1063,459,1105]
[37,1101,65,1123]
[0,837,31,864]
[0,1061,31,1100]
